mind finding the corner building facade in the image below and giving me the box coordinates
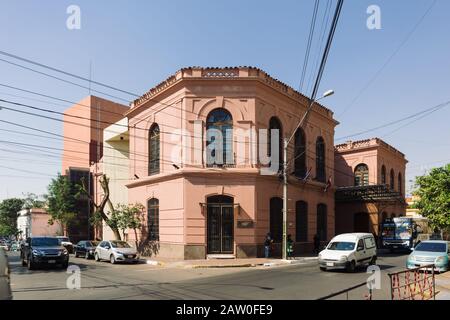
[125,67,338,259]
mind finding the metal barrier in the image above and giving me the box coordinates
[388,265,436,300]
[317,281,373,300]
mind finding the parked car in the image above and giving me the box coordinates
[407,240,450,273]
[0,248,12,300]
[21,237,69,270]
[74,240,100,259]
[318,233,377,272]
[56,236,74,254]
[94,240,139,264]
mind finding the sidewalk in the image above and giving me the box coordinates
[435,272,450,300]
[140,255,318,269]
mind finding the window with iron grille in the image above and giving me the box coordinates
[270,197,283,243]
[390,169,395,190]
[381,165,386,185]
[296,201,308,242]
[317,204,327,241]
[147,198,159,241]
[268,117,283,172]
[354,164,369,186]
[148,124,160,176]
[294,128,307,178]
[398,172,402,195]
[316,137,326,182]
[206,108,233,166]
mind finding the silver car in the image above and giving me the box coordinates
[0,248,12,300]
[94,240,139,264]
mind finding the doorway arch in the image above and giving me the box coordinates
[206,195,234,254]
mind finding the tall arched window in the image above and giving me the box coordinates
[354,164,369,187]
[381,165,386,185]
[268,117,283,172]
[317,204,327,241]
[316,137,326,182]
[148,124,160,176]
[390,169,395,191]
[296,201,308,242]
[294,128,307,178]
[206,108,233,166]
[398,172,403,195]
[270,197,283,243]
[147,198,159,241]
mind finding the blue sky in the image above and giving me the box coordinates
[0,0,449,200]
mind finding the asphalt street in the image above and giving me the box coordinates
[7,251,408,300]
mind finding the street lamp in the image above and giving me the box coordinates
[281,90,334,260]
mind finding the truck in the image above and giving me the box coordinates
[381,217,422,252]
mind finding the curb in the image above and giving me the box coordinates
[145,260,164,266]
[263,257,318,267]
[188,263,260,269]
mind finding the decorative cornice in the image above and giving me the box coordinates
[130,66,334,119]
[335,138,406,158]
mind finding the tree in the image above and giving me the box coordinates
[22,193,45,210]
[0,198,24,237]
[413,164,450,232]
[79,174,122,240]
[115,203,145,249]
[45,173,78,233]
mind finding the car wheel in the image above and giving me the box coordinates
[27,256,35,270]
[369,256,377,266]
[85,251,90,259]
[110,255,116,264]
[346,260,356,273]
[320,267,327,272]
[61,261,69,269]
[94,253,100,262]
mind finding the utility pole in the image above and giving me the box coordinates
[281,0,344,260]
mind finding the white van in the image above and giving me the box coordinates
[318,233,377,272]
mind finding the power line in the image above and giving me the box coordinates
[0,50,140,97]
[337,0,438,118]
[0,58,130,103]
[299,0,320,93]
[336,99,450,141]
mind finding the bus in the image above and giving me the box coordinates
[381,217,420,252]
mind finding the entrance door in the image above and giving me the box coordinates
[207,196,234,254]
[354,212,370,233]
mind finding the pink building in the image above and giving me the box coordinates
[334,138,408,237]
[124,67,337,259]
[17,209,62,239]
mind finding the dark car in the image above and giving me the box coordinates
[74,240,99,259]
[20,237,69,270]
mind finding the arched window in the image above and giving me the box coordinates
[147,198,159,241]
[316,137,326,182]
[268,117,283,172]
[317,204,327,241]
[398,172,403,195]
[390,169,395,191]
[354,164,369,187]
[270,197,283,243]
[381,165,386,185]
[296,201,308,242]
[206,108,233,166]
[294,128,307,178]
[148,124,160,176]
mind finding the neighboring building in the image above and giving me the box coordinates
[124,67,337,259]
[101,118,130,240]
[17,209,62,239]
[62,96,129,243]
[334,138,408,236]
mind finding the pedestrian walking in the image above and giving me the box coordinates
[264,233,273,258]
[287,234,294,259]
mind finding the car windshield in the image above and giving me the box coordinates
[31,238,60,247]
[110,241,131,248]
[88,241,99,247]
[327,242,355,251]
[415,242,446,253]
